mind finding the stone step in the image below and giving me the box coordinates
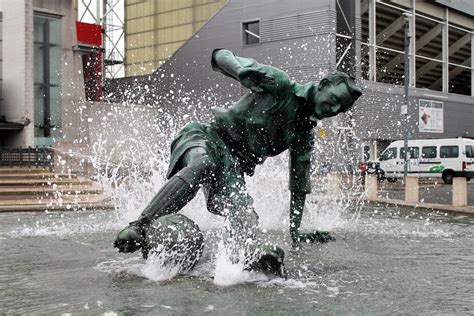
[0,167,110,212]
[0,185,104,196]
[0,202,114,212]
[0,167,51,174]
[0,178,90,186]
[0,193,108,202]
[0,173,77,179]
[0,192,113,212]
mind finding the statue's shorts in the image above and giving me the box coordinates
[166,122,259,243]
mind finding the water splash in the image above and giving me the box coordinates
[132,251,182,282]
[213,240,270,286]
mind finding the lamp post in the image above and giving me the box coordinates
[403,12,412,179]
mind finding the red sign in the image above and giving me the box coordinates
[76,21,102,47]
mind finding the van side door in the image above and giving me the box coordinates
[420,146,441,174]
[401,146,420,173]
[440,145,460,172]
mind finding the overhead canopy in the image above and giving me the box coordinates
[0,121,24,131]
[434,0,474,16]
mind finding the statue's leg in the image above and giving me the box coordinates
[114,148,214,253]
[134,148,213,224]
[207,170,286,277]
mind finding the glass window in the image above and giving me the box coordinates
[440,146,459,158]
[422,146,437,159]
[380,147,397,161]
[400,147,419,159]
[466,145,474,158]
[34,14,62,139]
[243,21,260,45]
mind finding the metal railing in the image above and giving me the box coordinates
[0,147,54,169]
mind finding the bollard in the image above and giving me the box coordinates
[405,176,419,203]
[365,174,377,200]
[327,172,341,196]
[452,177,467,207]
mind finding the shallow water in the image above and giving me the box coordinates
[1,205,473,315]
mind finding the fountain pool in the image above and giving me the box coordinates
[1,205,473,314]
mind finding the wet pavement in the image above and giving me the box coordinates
[377,180,474,206]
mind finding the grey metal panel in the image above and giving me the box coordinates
[107,0,474,154]
[261,10,335,43]
[109,0,337,114]
[352,80,474,141]
[434,0,474,16]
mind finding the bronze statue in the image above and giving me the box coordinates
[114,48,362,276]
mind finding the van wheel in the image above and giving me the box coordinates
[442,170,454,184]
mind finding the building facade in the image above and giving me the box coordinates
[111,0,474,165]
[124,0,226,76]
[0,0,87,149]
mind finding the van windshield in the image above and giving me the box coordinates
[380,147,397,161]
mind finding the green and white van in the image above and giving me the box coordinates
[375,138,474,184]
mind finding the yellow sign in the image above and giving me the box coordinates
[319,129,327,138]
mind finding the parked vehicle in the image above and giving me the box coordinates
[366,138,474,184]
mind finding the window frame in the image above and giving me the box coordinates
[242,19,261,46]
[33,13,62,139]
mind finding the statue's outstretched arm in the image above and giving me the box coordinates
[211,49,247,81]
[211,49,288,94]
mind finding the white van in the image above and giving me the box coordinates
[374,138,474,184]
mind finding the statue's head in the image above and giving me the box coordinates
[311,71,362,119]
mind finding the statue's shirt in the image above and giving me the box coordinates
[211,51,316,193]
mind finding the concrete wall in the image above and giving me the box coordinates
[31,1,88,153]
[353,80,474,143]
[1,0,34,147]
[0,12,3,117]
[0,0,86,149]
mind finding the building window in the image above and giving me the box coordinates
[34,14,62,144]
[243,20,260,45]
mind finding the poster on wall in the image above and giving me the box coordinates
[419,99,443,133]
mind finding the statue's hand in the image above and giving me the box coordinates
[238,68,275,92]
[114,224,144,253]
[292,231,335,244]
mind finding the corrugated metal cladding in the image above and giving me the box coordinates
[282,64,333,83]
[261,10,336,43]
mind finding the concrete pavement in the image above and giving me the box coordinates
[367,180,474,215]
